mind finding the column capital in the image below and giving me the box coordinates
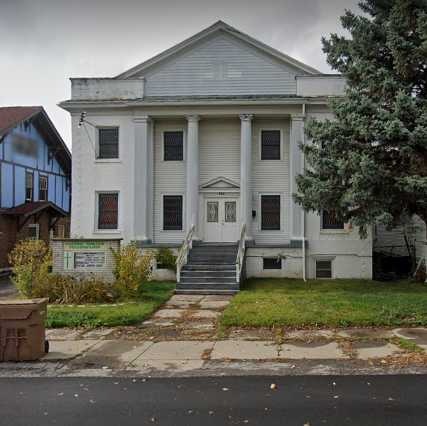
[290,114,305,122]
[133,115,151,124]
[239,113,254,122]
[186,114,200,123]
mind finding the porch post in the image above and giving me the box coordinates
[289,114,305,240]
[133,115,153,242]
[186,115,200,236]
[239,114,253,239]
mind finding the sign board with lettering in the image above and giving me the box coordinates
[63,241,107,270]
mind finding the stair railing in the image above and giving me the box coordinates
[236,223,246,284]
[176,224,195,283]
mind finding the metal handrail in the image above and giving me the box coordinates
[236,223,246,283]
[176,224,195,283]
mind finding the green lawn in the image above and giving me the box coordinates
[220,278,427,328]
[46,282,175,328]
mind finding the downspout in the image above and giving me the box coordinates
[302,103,307,282]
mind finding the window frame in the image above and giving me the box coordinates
[38,175,48,202]
[260,193,282,231]
[162,129,185,162]
[25,171,34,202]
[259,128,282,161]
[161,193,184,232]
[96,126,120,161]
[321,209,345,231]
[315,258,334,279]
[95,191,120,232]
[263,257,282,270]
[27,223,40,240]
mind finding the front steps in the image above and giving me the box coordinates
[176,244,240,294]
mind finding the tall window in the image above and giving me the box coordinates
[39,175,48,201]
[164,131,183,161]
[261,195,281,230]
[261,130,281,160]
[98,192,118,230]
[322,210,344,230]
[163,195,183,230]
[25,171,33,202]
[98,127,119,159]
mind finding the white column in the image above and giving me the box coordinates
[133,115,153,242]
[186,115,200,235]
[239,114,253,239]
[289,114,305,240]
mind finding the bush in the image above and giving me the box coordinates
[9,239,51,298]
[156,248,177,272]
[33,274,116,304]
[112,244,154,300]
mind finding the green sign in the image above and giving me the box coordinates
[64,241,105,250]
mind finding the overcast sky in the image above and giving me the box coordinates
[0,0,360,148]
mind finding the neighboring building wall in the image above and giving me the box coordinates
[0,215,17,269]
[142,32,307,96]
[250,118,290,244]
[0,121,70,211]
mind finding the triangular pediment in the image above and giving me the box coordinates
[116,21,318,80]
[200,176,240,190]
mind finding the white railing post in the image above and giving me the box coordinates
[176,224,195,284]
[235,223,246,284]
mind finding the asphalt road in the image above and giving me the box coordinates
[0,375,426,425]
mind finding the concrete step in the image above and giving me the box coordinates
[180,277,237,284]
[181,270,236,278]
[175,289,238,295]
[182,264,236,271]
[177,283,240,290]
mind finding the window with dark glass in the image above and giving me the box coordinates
[39,175,48,201]
[25,171,33,202]
[163,195,183,230]
[98,193,118,230]
[98,127,119,159]
[263,257,282,270]
[261,195,281,230]
[316,260,332,278]
[322,210,344,230]
[261,130,281,160]
[164,131,183,161]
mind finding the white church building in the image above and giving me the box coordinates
[60,21,372,292]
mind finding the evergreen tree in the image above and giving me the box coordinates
[296,0,427,240]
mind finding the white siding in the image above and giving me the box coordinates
[143,32,302,96]
[199,119,240,185]
[250,119,291,244]
[153,119,187,243]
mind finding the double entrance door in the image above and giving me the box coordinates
[204,198,240,242]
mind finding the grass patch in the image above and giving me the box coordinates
[395,338,424,353]
[220,278,427,328]
[46,282,175,328]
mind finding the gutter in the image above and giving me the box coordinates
[302,103,307,282]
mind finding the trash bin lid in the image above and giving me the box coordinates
[0,298,48,320]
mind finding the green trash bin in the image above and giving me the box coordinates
[0,298,49,362]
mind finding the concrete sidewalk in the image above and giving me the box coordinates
[1,294,427,377]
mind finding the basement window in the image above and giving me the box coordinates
[316,260,332,279]
[263,257,282,270]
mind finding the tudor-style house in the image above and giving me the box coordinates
[0,106,71,271]
[60,21,372,293]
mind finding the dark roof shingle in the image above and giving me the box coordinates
[0,106,43,137]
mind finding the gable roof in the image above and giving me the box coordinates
[0,106,71,175]
[0,106,43,138]
[200,176,240,189]
[116,20,320,79]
